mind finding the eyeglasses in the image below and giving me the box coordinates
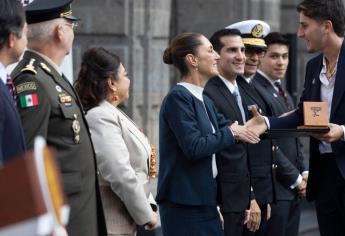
[64,21,79,30]
[245,48,266,58]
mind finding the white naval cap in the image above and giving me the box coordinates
[226,20,270,48]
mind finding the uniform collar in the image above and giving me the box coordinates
[27,49,62,75]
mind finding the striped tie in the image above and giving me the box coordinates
[274,81,293,111]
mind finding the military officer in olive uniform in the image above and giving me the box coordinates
[11,0,106,235]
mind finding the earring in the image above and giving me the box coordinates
[112,92,119,102]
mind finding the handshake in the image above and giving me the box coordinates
[229,106,268,144]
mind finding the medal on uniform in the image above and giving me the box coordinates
[55,85,62,92]
[72,114,80,144]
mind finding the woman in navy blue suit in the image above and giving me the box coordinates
[156,32,260,236]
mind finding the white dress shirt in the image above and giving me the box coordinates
[177,82,218,178]
[218,75,238,94]
[0,63,7,84]
[318,56,345,153]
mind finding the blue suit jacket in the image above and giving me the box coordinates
[156,85,235,206]
[269,41,345,201]
[0,80,26,164]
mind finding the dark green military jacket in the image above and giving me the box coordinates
[11,50,106,236]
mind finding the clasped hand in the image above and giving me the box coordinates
[245,106,268,136]
[229,106,268,144]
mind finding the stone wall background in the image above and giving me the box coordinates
[70,1,345,234]
[72,0,316,148]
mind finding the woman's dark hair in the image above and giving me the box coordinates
[0,0,26,49]
[163,32,203,76]
[74,47,121,110]
[297,0,345,37]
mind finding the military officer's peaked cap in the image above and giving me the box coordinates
[25,0,79,24]
[226,20,270,49]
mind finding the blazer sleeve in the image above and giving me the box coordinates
[14,73,51,149]
[164,90,235,160]
[87,110,153,225]
[274,146,300,188]
[0,97,4,162]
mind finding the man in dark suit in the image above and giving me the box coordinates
[248,1,345,235]
[226,20,307,236]
[204,28,258,236]
[11,0,106,235]
[0,0,27,165]
[252,32,307,236]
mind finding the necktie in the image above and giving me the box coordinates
[233,87,246,123]
[274,81,293,111]
[6,75,17,104]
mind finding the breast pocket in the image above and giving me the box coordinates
[58,104,81,145]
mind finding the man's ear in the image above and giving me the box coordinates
[323,20,333,34]
[55,24,64,42]
[7,33,16,49]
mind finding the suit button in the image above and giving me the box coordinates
[272,145,275,151]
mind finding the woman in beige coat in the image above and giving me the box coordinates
[75,47,158,235]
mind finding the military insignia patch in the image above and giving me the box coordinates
[251,24,264,38]
[20,58,37,74]
[16,82,37,94]
[19,93,39,108]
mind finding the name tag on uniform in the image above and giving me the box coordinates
[59,94,72,106]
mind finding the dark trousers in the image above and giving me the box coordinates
[265,198,300,236]
[223,211,245,236]
[243,204,268,236]
[315,157,345,236]
[159,202,223,236]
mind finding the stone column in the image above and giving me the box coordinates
[72,0,172,148]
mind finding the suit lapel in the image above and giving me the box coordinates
[331,42,345,117]
[106,102,151,157]
[254,74,287,115]
[214,77,244,123]
[308,57,322,102]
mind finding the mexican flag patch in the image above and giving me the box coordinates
[19,93,39,108]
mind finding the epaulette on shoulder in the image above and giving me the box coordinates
[20,58,37,75]
[39,62,52,73]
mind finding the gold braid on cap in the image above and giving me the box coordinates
[60,10,72,17]
[149,144,157,178]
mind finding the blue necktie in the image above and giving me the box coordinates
[233,87,246,123]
